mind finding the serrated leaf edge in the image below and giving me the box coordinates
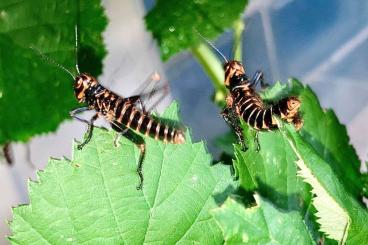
[211,195,260,244]
[281,124,350,244]
[294,159,350,244]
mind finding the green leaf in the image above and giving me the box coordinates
[234,125,311,212]
[261,79,363,198]
[212,194,315,245]
[235,80,364,209]
[363,170,368,198]
[295,80,363,199]
[232,80,366,243]
[9,104,233,244]
[0,0,107,144]
[145,0,248,61]
[282,124,368,244]
[214,131,237,157]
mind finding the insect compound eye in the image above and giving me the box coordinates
[231,75,243,86]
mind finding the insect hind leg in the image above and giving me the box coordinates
[110,122,146,190]
[135,144,146,190]
[254,131,260,152]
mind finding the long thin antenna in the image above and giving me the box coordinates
[193,28,228,63]
[30,46,75,79]
[75,25,80,74]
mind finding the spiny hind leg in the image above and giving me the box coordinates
[111,127,129,147]
[254,131,260,152]
[110,122,146,190]
[136,143,146,190]
[221,107,247,151]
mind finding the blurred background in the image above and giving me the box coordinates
[0,0,367,243]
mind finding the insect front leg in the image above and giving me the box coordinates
[221,107,247,151]
[70,107,99,149]
[70,107,92,124]
[77,113,99,150]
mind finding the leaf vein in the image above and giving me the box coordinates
[174,171,220,244]
[92,139,126,244]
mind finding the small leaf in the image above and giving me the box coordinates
[212,194,315,245]
[9,104,234,244]
[0,0,107,144]
[145,0,248,60]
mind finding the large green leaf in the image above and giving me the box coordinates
[9,104,233,244]
[234,80,363,209]
[0,0,107,144]
[282,124,368,244]
[230,80,365,243]
[295,81,362,199]
[212,194,315,245]
[234,129,310,211]
[145,0,248,61]
[232,82,310,212]
[261,79,363,198]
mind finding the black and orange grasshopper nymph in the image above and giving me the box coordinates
[197,32,302,151]
[34,26,185,189]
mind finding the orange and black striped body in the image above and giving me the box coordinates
[74,73,185,144]
[224,60,302,130]
[231,86,302,130]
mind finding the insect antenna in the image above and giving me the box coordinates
[193,28,228,63]
[74,25,81,74]
[30,46,75,79]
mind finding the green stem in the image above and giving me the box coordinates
[232,19,245,62]
[191,43,226,104]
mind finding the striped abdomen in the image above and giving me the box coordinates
[85,84,185,144]
[112,103,185,144]
[232,88,302,130]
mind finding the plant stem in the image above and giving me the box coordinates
[191,19,245,105]
[191,43,227,104]
[233,19,245,62]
